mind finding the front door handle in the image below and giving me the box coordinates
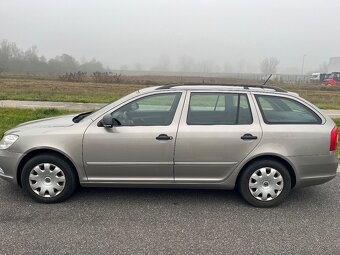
[241,134,258,140]
[156,134,173,141]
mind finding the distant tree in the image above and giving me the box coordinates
[79,58,105,72]
[260,57,280,74]
[133,62,142,71]
[237,59,246,73]
[0,39,107,74]
[223,62,233,73]
[201,59,214,73]
[120,64,129,71]
[0,40,19,71]
[157,55,171,71]
[177,56,195,72]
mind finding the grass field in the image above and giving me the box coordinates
[0,76,340,109]
[0,78,146,103]
[0,108,76,136]
[0,108,339,156]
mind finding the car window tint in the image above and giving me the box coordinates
[238,94,253,124]
[111,93,181,126]
[187,93,252,125]
[255,95,322,124]
[189,94,225,111]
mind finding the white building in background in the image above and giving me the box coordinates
[328,57,340,72]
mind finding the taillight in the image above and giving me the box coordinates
[330,126,338,151]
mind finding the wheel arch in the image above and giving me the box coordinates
[236,154,296,188]
[17,148,80,187]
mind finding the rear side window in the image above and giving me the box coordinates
[255,95,322,124]
[187,93,253,125]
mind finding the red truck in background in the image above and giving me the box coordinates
[322,72,340,86]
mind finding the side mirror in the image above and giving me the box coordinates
[101,114,120,128]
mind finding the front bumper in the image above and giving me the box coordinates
[0,149,23,185]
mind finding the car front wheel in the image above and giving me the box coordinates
[21,153,77,203]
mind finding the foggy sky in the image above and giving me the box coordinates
[1,0,339,73]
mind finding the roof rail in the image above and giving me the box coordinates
[157,83,287,93]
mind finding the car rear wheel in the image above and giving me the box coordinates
[21,154,77,203]
[238,160,291,207]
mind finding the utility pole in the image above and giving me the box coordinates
[301,54,307,74]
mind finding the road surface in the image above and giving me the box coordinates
[0,174,339,254]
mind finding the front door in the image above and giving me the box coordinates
[174,91,262,182]
[83,92,185,183]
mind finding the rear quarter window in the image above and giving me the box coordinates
[255,95,322,124]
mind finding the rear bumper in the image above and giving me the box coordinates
[0,149,22,185]
[289,154,338,188]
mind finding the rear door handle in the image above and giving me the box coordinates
[156,134,173,141]
[241,134,258,140]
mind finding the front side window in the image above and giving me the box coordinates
[111,93,181,126]
[187,93,253,125]
[255,95,322,124]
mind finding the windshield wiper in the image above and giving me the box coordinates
[72,111,93,123]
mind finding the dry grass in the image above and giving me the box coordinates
[0,76,339,108]
[0,78,148,103]
[0,78,146,94]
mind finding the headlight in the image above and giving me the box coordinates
[0,135,19,150]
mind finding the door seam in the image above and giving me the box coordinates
[172,90,188,182]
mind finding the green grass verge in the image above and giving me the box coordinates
[0,108,76,136]
[0,108,339,156]
[0,90,339,109]
[0,92,120,103]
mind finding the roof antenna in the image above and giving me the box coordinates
[263,74,272,85]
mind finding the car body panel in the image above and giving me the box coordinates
[1,115,92,183]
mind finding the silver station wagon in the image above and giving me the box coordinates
[0,84,338,207]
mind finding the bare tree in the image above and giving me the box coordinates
[223,62,233,73]
[0,40,106,73]
[260,57,280,74]
[237,59,246,73]
[157,55,171,71]
[133,62,142,71]
[120,64,129,71]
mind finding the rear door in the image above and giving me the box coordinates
[174,91,262,182]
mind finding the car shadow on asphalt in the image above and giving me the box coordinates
[0,177,338,209]
[70,184,334,209]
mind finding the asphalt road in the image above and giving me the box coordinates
[0,175,339,255]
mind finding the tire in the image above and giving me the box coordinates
[21,153,77,203]
[238,160,291,208]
